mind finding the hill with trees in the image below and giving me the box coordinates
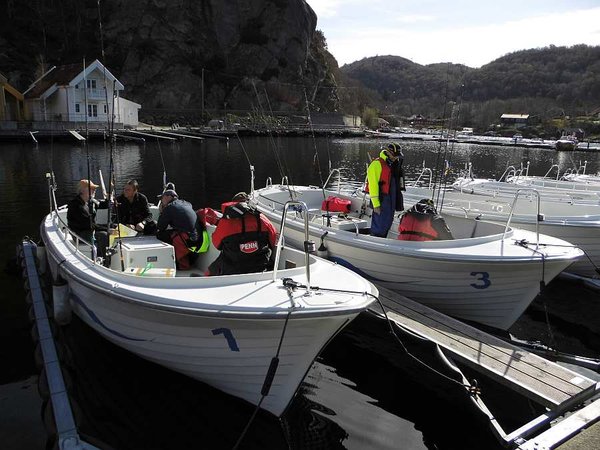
[340,45,600,134]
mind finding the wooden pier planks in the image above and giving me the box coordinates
[126,130,177,140]
[375,286,595,408]
[68,130,86,141]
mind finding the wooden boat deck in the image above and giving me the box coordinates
[374,285,596,408]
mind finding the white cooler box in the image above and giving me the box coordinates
[115,237,176,274]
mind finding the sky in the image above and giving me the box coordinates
[305,0,600,68]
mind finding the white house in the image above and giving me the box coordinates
[23,59,140,128]
[118,97,141,128]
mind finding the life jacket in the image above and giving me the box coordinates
[398,200,453,241]
[365,158,392,195]
[215,202,273,275]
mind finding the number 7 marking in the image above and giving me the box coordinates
[212,328,240,352]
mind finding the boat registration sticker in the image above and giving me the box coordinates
[470,272,491,289]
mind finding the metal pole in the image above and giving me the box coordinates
[201,68,204,125]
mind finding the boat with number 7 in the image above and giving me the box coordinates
[252,175,583,331]
[40,175,377,417]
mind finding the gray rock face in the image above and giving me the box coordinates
[102,0,337,116]
[0,0,338,120]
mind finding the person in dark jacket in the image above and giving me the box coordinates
[67,179,108,258]
[116,179,156,234]
[157,189,200,270]
[207,193,277,276]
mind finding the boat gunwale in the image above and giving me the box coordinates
[253,186,583,263]
[42,213,377,319]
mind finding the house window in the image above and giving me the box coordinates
[75,84,79,89]
[88,104,97,117]
[75,104,80,113]
[86,79,97,89]
[103,104,107,114]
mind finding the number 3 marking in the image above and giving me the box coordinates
[470,272,491,289]
[212,328,240,352]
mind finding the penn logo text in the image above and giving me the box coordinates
[239,241,259,253]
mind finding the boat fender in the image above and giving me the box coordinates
[261,357,279,396]
[317,231,329,258]
[35,245,47,275]
[52,281,71,326]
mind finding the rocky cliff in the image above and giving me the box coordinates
[0,0,339,120]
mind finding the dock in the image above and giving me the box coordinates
[375,285,600,449]
[153,130,205,140]
[68,130,86,141]
[18,240,100,450]
[125,130,177,141]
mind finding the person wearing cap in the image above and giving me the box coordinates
[67,179,109,257]
[156,189,201,270]
[206,192,277,276]
[116,179,156,235]
[365,143,404,237]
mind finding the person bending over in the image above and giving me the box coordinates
[156,189,201,270]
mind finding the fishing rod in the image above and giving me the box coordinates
[250,80,295,200]
[98,0,125,270]
[436,81,465,213]
[304,88,324,188]
[82,57,96,261]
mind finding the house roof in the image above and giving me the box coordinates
[501,114,530,120]
[24,59,124,100]
[0,72,24,100]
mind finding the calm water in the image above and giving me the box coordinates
[2,136,600,449]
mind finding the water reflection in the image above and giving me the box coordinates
[2,137,599,449]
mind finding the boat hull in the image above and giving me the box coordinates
[254,185,582,330]
[42,211,375,417]
[63,274,351,416]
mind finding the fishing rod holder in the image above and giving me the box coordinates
[272,200,312,296]
[323,168,343,193]
[502,188,541,250]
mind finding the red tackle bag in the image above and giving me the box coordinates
[321,196,351,213]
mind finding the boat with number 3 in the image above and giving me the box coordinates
[252,176,583,331]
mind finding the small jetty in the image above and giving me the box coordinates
[18,240,102,450]
[375,285,600,448]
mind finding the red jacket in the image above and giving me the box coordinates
[212,202,277,249]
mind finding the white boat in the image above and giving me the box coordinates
[507,176,600,194]
[41,184,377,417]
[403,185,600,278]
[252,181,583,331]
[453,177,600,205]
[555,135,578,151]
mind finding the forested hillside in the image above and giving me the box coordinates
[340,45,600,131]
